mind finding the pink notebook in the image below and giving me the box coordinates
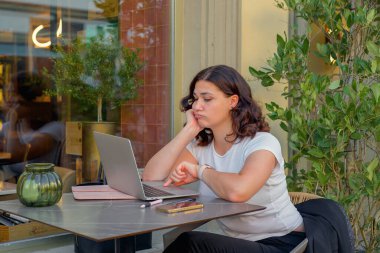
[72,185,136,200]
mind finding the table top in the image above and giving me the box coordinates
[0,193,265,242]
[0,182,16,196]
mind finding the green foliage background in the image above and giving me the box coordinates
[250,0,380,251]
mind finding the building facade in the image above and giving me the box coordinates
[0,0,288,182]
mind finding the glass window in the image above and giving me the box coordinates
[0,0,171,183]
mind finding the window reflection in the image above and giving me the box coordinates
[0,0,171,183]
[0,0,121,181]
[0,71,64,180]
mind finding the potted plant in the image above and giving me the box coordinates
[44,28,144,181]
[44,28,144,122]
[250,0,379,251]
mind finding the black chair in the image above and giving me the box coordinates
[294,195,355,253]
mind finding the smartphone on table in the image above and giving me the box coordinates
[156,201,204,213]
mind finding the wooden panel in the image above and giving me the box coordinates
[65,121,82,156]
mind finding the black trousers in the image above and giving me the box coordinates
[164,231,306,253]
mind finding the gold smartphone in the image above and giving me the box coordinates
[156,201,204,213]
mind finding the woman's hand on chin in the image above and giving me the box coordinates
[184,109,203,136]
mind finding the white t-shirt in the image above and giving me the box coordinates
[186,132,303,241]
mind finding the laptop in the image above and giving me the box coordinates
[93,132,199,200]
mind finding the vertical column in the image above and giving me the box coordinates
[174,0,242,133]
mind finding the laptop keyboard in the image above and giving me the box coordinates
[143,184,174,197]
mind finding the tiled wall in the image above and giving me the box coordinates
[120,0,171,167]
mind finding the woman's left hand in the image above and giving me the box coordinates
[163,161,199,186]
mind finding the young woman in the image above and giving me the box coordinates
[143,65,305,252]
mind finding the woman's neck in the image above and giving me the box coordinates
[212,123,235,156]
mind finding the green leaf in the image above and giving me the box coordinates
[329,80,340,90]
[290,133,298,142]
[371,83,380,103]
[280,121,288,132]
[307,148,325,158]
[366,41,380,57]
[371,60,377,73]
[366,9,376,24]
[262,75,275,87]
[301,38,309,54]
[351,132,362,140]
[276,34,286,57]
[249,66,260,77]
[277,34,286,47]
[349,175,362,192]
[272,73,282,81]
[375,125,380,142]
[249,67,271,81]
[288,141,298,151]
[265,103,273,111]
[366,158,379,182]
[267,112,278,120]
[285,110,292,121]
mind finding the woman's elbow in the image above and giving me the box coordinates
[141,174,150,181]
[141,163,156,181]
[225,190,251,203]
[141,168,154,181]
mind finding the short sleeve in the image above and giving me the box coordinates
[186,139,198,158]
[243,133,284,167]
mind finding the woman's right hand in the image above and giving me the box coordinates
[184,109,203,136]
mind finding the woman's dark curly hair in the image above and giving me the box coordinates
[181,65,270,146]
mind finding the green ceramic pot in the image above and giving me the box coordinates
[17,163,63,207]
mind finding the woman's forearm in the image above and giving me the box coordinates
[201,152,274,202]
[201,170,251,202]
[143,125,199,181]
